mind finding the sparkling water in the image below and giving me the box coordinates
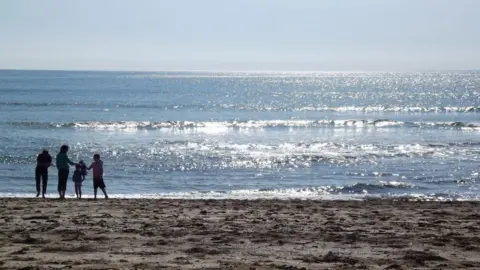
[1,70,479,199]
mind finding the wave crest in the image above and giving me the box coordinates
[6,119,480,130]
[5,180,475,201]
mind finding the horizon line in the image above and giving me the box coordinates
[0,68,479,73]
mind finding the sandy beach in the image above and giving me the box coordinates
[0,198,479,269]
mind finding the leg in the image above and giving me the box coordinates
[58,169,68,199]
[74,185,79,198]
[57,170,62,198]
[60,172,64,198]
[93,178,100,199]
[61,179,65,199]
[41,170,48,198]
[35,168,41,197]
[78,186,82,199]
[97,178,108,199]
[62,170,69,198]
[101,188,108,199]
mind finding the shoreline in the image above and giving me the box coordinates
[1,198,480,269]
[0,193,477,201]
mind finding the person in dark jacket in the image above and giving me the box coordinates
[35,149,52,198]
[56,145,77,199]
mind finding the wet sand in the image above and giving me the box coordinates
[0,198,479,269]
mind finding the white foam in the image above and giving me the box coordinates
[1,188,478,201]
[378,180,416,188]
[0,191,364,200]
[35,119,478,131]
[295,106,480,113]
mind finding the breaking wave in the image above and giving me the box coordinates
[5,119,480,130]
[0,181,422,198]
[294,106,480,113]
[1,181,478,201]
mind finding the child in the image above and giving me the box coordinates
[88,154,108,199]
[72,160,87,199]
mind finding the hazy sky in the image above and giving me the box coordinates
[1,0,479,71]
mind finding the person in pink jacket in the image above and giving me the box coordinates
[88,154,108,199]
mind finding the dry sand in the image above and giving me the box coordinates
[0,198,479,269]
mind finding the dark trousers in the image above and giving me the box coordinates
[35,167,48,194]
[58,169,69,193]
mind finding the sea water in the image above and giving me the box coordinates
[1,70,479,200]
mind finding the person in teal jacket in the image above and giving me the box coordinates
[56,145,77,199]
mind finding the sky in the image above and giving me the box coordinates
[1,0,479,71]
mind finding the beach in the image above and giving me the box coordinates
[0,199,479,269]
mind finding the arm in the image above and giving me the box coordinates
[98,160,104,176]
[66,155,76,166]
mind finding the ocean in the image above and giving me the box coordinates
[1,70,479,200]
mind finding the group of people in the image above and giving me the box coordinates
[35,145,108,199]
